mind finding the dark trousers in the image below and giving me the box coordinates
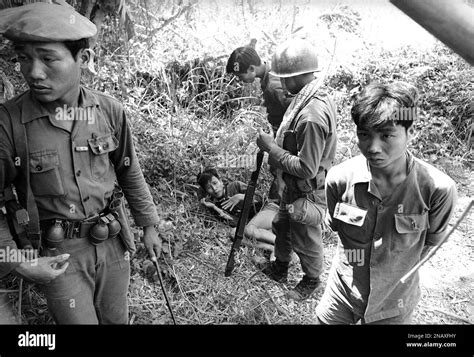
[272,189,325,278]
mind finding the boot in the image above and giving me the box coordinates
[262,259,289,283]
[286,275,320,301]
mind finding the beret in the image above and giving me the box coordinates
[0,2,97,42]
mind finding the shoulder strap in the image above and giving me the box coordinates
[1,100,41,248]
[288,92,326,131]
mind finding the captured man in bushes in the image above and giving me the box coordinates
[316,82,457,324]
[256,39,338,301]
[0,2,162,324]
[198,166,279,257]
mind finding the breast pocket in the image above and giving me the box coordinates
[393,213,430,251]
[29,150,65,197]
[87,134,118,181]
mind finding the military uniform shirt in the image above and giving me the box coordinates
[268,94,337,201]
[0,86,159,226]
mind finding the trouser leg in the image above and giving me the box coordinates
[272,208,292,263]
[40,239,98,324]
[285,196,325,278]
[40,236,130,325]
[94,237,130,324]
[290,221,324,278]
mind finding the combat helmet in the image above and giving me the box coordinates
[270,39,319,78]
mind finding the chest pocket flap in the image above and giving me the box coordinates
[30,150,65,196]
[87,134,118,155]
[87,134,118,181]
[395,213,430,234]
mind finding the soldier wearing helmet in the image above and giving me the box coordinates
[257,39,337,300]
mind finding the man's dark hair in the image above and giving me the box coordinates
[64,38,90,59]
[197,167,219,190]
[226,46,261,74]
[351,82,419,130]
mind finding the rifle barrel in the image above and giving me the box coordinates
[224,151,265,276]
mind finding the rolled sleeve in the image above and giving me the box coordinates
[425,182,457,246]
[110,110,159,227]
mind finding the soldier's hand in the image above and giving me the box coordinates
[14,254,70,284]
[143,225,162,260]
[257,128,276,153]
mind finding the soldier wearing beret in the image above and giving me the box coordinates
[0,2,162,324]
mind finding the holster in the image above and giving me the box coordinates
[109,186,136,254]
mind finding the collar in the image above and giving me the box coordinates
[353,151,415,199]
[20,86,100,124]
[352,155,372,185]
[352,151,415,185]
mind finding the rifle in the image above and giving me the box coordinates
[224,150,265,277]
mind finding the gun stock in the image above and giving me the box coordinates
[225,151,265,276]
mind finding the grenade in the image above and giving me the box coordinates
[89,218,109,245]
[107,214,121,239]
[46,219,65,249]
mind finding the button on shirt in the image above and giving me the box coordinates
[325,152,457,322]
[0,86,159,227]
